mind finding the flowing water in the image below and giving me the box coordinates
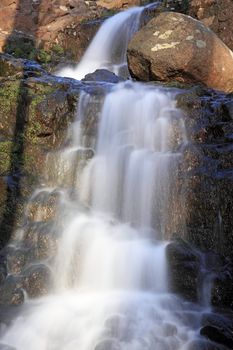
[0,4,213,350]
[57,6,143,79]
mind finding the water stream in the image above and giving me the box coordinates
[0,4,213,350]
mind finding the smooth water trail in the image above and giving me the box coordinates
[0,81,202,350]
[57,7,143,79]
[0,5,209,350]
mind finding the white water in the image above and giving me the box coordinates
[0,5,207,350]
[57,7,143,79]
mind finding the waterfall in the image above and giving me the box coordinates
[57,7,143,79]
[0,4,210,350]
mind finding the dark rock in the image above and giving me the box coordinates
[174,88,233,258]
[127,12,233,92]
[0,275,24,306]
[0,304,22,326]
[201,312,233,349]
[23,221,57,260]
[6,246,31,275]
[211,259,233,310]
[22,264,51,298]
[83,69,124,83]
[0,53,46,78]
[0,264,7,285]
[166,239,200,301]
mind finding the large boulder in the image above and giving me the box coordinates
[167,0,233,52]
[127,12,233,92]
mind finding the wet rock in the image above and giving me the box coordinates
[24,221,57,260]
[166,239,200,301]
[0,304,22,327]
[174,88,233,258]
[0,66,82,248]
[0,58,109,248]
[22,264,51,298]
[0,275,24,306]
[83,69,124,83]
[127,12,233,92]
[6,246,31,275]
[201,312,233,349]
[26,190,60,222]
[0,264,7,285]
[0,54,46,78]
[211,261,233,310]
[45,148,95,187]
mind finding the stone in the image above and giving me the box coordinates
[22,264,51,298]
[127,12,233,92]
[211,262,233,310]
[96,0,140,9]
[0,53,45,78]
[26,190,60,222]
[166,239,200,301]
[201,312,233,349]
[83,69,124,83]
[24,221,57,260]
[175,88,233,260]
[0,275,24,306]
[0,61,82,248]
[180,0,233,52]
[0,0,137,69]
[6,246,30,275]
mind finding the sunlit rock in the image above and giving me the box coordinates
[127,12,233,92]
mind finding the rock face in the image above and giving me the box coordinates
[96,0,140,9]
[0,0,104,65]
[0,0,154,70]
[0,54,118,304]
[168,0,233,52]
[0,54,109,249]
[127,12,233,92]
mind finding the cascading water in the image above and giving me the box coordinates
[57,6,143,79]
[0,4,213,350]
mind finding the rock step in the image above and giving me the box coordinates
[0,263,52,306]
[45,147,94,188]
[25,189,62,222]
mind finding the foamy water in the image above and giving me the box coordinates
[0,5,209,350]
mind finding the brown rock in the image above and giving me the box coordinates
[96,0,140,9]
[186,0,233,52]
[127,12,233,92]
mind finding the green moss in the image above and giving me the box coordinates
[4,38,36,60]
[51,44,64,55]
[36,49,52,64]
[0,81,20,115]
[0,141,12,174]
